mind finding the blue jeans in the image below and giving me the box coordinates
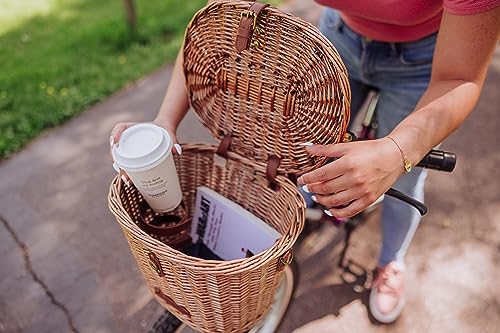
[318,9,437,266]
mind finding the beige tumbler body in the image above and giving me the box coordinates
[112,123,182,212]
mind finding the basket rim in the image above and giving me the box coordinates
[108,144,305,273]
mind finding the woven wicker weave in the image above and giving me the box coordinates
[184,1,350,174]
[109,146,305,332]
[108,1,350,332]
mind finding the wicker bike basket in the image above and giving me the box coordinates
[108,1,350,332]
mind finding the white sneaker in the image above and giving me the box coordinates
[369,261,405,323]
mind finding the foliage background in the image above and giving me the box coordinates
[0,0,206,159]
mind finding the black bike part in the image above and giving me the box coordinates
[149,310,182,333]
[343,130,357,142]
[417,149,456,172]
[338,217,362,268]
[385,188,427,216]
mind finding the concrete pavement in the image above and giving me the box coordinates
[1,1,499,332]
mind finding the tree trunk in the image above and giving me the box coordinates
[123,0,137,34]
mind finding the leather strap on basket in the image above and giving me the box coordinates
[216,134,233,158]
[266,155,281,191]
[148,252,165,277]
[154,288,191,318]
[235,1,269,53]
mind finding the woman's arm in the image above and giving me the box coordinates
[299,7,500,218]
[110,39,189,146]
[389,7,500,166]
[153,49,190,134]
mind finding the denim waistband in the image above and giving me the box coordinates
[338,16,437,51]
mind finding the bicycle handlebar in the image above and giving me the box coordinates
[416,149,456,172]
[385,149,456,216]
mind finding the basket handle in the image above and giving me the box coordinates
[235,1,269,52]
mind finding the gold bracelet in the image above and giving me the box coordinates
[386,136,413,173]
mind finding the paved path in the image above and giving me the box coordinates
[1,1,499,332]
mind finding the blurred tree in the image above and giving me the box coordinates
[123,0,136,34]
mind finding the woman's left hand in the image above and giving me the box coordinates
[297,138,405,218]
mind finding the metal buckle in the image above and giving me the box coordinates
[240,10,257,29]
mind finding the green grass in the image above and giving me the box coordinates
[0,0,207,159]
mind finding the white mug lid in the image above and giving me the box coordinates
[112,123,173,172]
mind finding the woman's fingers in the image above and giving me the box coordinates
[302,174,350,195]
[153,123,181,155]
[109,122,136,164]
[298,156,348,186]
[304,142,350,158]
[298,139,404,219]
[312,188,356,208]
[173,143,182,155]
[325,198,368,219]
[110,122,136,146]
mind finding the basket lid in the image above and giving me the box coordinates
[183,1,350,175]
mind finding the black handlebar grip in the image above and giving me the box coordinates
[416,149,456,172]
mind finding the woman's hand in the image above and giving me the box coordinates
[297,138,406,218]
[109,120,182,183]
[109,120,181,155]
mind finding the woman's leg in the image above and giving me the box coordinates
[356,30,436,322]
[376,97,429,267]
[370,36,436,266]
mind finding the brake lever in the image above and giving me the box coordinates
[385,188,427,216]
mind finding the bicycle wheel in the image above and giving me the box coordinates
[172,264,297,333]
[149,309,183,333]
[248,263,297,333]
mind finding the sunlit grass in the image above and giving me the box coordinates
[0,0,282,159]
[0,0,58,35]
[0,0,206,158]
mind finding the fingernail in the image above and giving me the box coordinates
[302,185,310,193]
[311,195,318,202]
[109,136,114,147]
[299,142,314,146]
[113,162,120,173]
[324,209,333,217]
[174,144,182,155]
[297,176,304,185]
[121,175,129,186]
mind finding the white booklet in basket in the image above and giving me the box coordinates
[191,186,282,260]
